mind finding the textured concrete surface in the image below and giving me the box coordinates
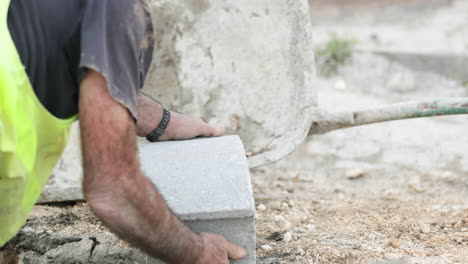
[139,136,255,263]
[143,0,317,167]
[139,136,254,221]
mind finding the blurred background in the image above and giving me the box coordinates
[255,0,468,263]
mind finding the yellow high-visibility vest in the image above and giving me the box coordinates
[0,0,77,246]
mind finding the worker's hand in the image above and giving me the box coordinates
[137,93,224,140]
[194,233,247,264]
[159,111,224,141]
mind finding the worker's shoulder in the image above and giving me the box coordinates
[84,0,153,38]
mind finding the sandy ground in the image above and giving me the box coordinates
[253,139,468,264]
[253,47,468,263]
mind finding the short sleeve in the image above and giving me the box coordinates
[80,0,154,120]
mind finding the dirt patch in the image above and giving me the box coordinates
[3,157,466,264]
[1,203,142,264]
[254,190,467,263]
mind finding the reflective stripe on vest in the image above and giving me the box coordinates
[0,0,77,246]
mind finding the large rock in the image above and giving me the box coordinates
[143,0,317,168]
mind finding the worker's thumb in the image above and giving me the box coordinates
[224,240,247,260]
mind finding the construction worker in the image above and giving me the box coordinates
[0,0,246,263]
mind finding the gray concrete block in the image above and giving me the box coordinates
[139,136,256,264]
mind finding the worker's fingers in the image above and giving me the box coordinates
[222,239,247,260]
[210,125,224,137]
[197,121,224,137]
[165,112,224,140]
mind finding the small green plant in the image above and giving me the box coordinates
[316,37,356,76]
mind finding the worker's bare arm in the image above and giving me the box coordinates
[136,92,224,140]
[79,70,245,263]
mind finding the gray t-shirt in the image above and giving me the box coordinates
[7,0,154,120]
